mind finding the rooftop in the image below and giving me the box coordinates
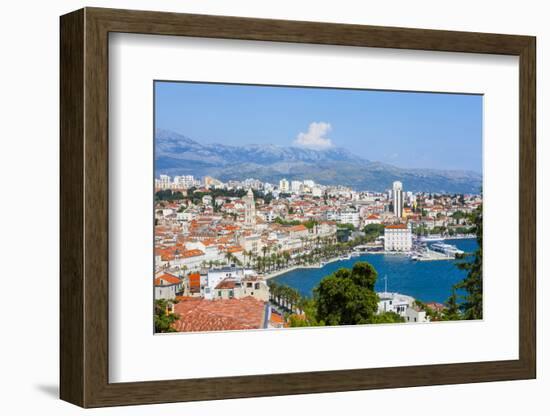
[173,297,266,332]
[385,224,408,229]
[154,273,181,286]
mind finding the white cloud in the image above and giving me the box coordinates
[294,122,333,149]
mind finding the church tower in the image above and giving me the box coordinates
[244,188,256,227]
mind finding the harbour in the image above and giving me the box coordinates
[272,238,478,304]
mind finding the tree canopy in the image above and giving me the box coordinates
[154,299,180,333]
[454,204,483,319]
[314,262,379,326]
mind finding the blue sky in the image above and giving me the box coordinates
[155,81,482,173]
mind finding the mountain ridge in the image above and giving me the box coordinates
[154,129,482,194]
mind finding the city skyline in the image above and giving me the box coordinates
[153,81,483,334]
[155,81,483,173]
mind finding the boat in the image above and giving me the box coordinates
[430,242,464,257]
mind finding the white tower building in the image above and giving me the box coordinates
[279,178,289,193]
[393,181,404,218]
[244,188,256,227]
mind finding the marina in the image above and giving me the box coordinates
[272,238,478,304]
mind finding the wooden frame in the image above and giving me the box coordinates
[60,7,536,408]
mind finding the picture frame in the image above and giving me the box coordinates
[60,7,536,408]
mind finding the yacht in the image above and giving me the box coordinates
[430,242,464,257]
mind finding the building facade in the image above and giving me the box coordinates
[393,180,404,218]
[243,188,256,227]
[384,224,412,252]
[279,178,289,193]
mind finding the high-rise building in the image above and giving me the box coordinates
[244,188,256,227]
[158,174,171,190]
[290,180,302,193]
[279,178,289,193]
[393,181,404,218]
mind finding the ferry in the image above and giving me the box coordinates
[430,242,464,257]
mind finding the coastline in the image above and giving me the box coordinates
[263,256,343,280]
[262,236,476,281]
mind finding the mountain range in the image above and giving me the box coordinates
[155,129,482,194]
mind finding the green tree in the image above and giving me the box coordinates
[154,299,180,333]
[314,262,379,325]
[443,288,462,321]
[155,190,184,201]
[371,311,405,324]
[362,223,385,241]
[454,204,483,319]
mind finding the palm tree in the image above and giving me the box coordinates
[224,251,237,266]
[283,251,291,267]
[270,253,278,272]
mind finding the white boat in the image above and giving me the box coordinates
[430,242,464,256]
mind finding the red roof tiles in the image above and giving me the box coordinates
[155,273,181,286]
[173,297,266,332]
[385,224,408,229]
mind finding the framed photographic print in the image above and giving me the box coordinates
[60,7,536,408]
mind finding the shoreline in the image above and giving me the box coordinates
[263,236,476,280]
[263,256,343,280]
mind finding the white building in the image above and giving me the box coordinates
[243,188,256,227]
[312,186,323,197]
[405,306,429,323]
[173,175,195,189]
[290,180,302,193]
[156,174,171,190]
[393,181,404,218]
[339,209,360,228]
[303,179,315,188]
[154,272,182,300]
[279,178,289,193]
[363,214,381,225]
[378,291,414,315]
[204,267,255,299]
[377,291,429,323]
[384,224,412,252]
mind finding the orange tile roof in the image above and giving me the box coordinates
[226,246,243,253]
[288,224,308,232]
[155,273,181,286]
[215,279,237,290]
[188,273,201,291]
[385,224,408,229]
[172,297,265,332]
[182,249,204,258]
